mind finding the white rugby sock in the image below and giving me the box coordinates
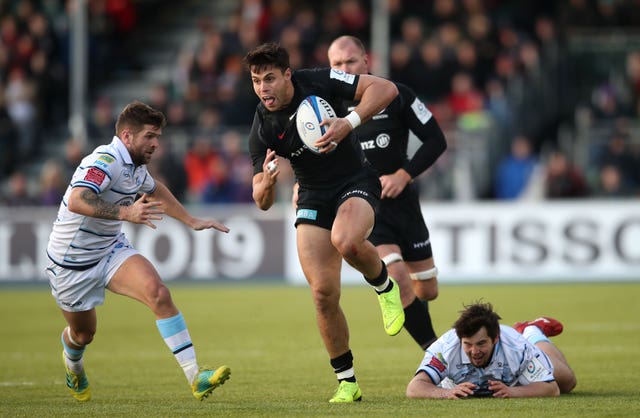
[61,327,85,374]
[156,313,199,383]
[373,278,391,293]
[522,325,551,345]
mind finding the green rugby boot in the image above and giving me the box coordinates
[329,380,362,403]
[63,351,91,401]
[377,277,405,336]
[192,365,231,401]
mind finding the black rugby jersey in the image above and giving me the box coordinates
[249,68,371,189]
[343,82,446,185]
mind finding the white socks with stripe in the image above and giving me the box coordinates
[156,312,199,383]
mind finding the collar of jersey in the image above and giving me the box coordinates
[112,135,134,165]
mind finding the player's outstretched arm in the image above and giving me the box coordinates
[147,181,229,233]
[488,380,560,398]
[68,186,164,229]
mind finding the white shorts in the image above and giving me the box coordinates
[46,234,138,312]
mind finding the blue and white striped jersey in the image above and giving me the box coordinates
[416,325,554,387]
[46,136,156,269]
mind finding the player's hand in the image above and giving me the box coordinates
[380,169,412,199]
[447,382,476,399]
[124,193,165,229]
[487,380,511,398]
[189,217,230,233]
[314,118,349,153]
[262,149,279,184]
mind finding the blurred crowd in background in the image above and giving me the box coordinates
[1,0,640,207]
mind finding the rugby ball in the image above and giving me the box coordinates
[296,95,337,154]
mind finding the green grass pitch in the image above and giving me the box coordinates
[1,282,639,417]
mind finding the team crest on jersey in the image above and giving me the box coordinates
[84,167,106,185]
[411,97,433,125]
[329,68,355,84]
[376,133,390,148]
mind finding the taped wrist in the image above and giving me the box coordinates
[345,111,361,129]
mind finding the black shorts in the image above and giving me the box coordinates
[368,184,433,262]
[295,167,381,230]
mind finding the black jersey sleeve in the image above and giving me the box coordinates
[293,68,360,114]
[248,111,268,176]
[398,83,447,178]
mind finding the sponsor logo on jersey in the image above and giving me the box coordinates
[329,68,356,84]
[361,140,376,150]
[291,146,306,157]
[376,133,390,148]
[523,355,547,381]
[428,354,446,373]
[84,167,106,185]
[98,154,115,164]
[296,209,318,220]
[411,97,433,125]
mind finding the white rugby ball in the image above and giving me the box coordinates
[296,95,337,154]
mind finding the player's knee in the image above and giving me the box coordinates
[330,232,348,255]
[146,282,173,310]
[72,329,95,346]
[411,267,439,301]
[308,280,339,316]
[417,286,439,301]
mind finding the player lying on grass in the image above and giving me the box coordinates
[45,101,230,402]
[406,302,577,399]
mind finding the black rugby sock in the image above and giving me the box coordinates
[404,297,438,350]
[365,261,389,290]
[330,350,356,382]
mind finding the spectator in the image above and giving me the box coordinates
[217,129,254,203]
[597,131,640,189]
[87,96,116,147]
[447,71,484,117]
[38,158,65,205]
[4,67,39,160]
[544,150,589,199]
[147,140,188,202]
[0,90,18,180]
[62,137,85,183]
[594,164,635,198]
[0,170,38,206]
[183,136,226,203]
[494,135,539,200]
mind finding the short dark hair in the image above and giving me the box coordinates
[453,302,502,340]
[243,42,290,74]
[115,101,166,136]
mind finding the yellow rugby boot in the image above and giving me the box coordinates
[63,351,91,401]
[191,365,231,401]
